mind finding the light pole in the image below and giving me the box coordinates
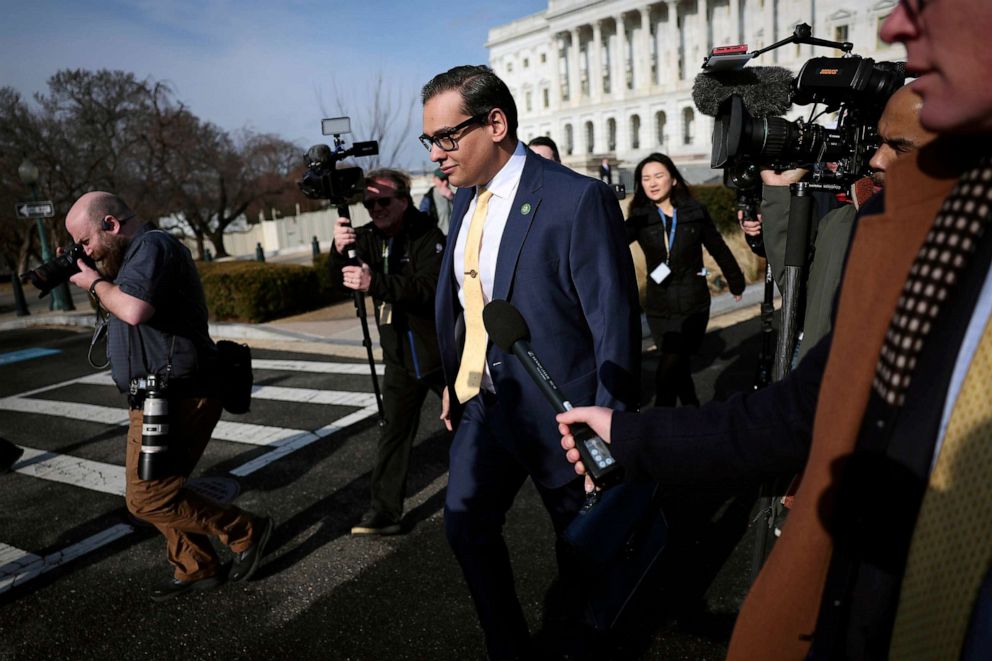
[18,158,73,311]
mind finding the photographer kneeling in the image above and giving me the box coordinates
[65,191,273,601]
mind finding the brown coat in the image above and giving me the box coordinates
[727,141,966,659]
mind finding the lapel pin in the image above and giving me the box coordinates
[520,202,532,216]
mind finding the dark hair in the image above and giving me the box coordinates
[527,136,561,163]
[628,152,695,217]
[421,65,518,140]
[365,168,413,205]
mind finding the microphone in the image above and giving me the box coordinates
[693,66,795,118]
[483,299,623,489]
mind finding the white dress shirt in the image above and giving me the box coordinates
[452,141,527,391]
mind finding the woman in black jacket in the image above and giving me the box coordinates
[627,153,745,407]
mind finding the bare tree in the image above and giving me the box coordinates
[316,71,417,170]
[0,68,308,262]
[156,120,301,258]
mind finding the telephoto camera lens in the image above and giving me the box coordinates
[138,375,172,480]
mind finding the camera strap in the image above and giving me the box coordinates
[87,307,110,369]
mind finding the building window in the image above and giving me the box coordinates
[682,107,695,145]
[524,57,530,68]
[585,121,595,154]
[655,110,667,146]
[540,52,547,63]
[834,25,849,44]
[542,88,550,108]
[630,114,641,150]
[607,118,617,151]
[525,91,532,112]
[565,123,574,155]
[508,61,513,73]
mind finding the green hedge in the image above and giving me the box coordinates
[694,184,739,236]
[198,261,325,323]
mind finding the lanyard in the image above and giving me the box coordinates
[382,238,392,275]
[659,208,678,263]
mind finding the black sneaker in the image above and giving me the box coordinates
[229,515,274,583]
[350,511,402,536]
[150,573,224,602]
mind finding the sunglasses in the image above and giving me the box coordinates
[362,197,395,211]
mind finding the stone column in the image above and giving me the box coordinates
[591,20,603,102]
[665,1,679,85]
[555,33,568,103]
[638,7,652,90]
[698,0,710,71]
[614,14,627,99]
[729,0,741,44]
[569,27,581,104]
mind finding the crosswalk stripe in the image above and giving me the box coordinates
[231,405,379,476]
[0,399,353,448]
[0,524,133,595]
[213,420,317,447]
[0,397,130,425]
[12,447,125,496]
[251,385,378,407]
[73,372,378,407]
[252,359,384,375]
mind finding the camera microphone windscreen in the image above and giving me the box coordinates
[693,66,795,118]
[483,299,530,352]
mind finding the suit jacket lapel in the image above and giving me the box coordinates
[493,153,543,301]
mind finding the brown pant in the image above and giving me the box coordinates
[126,397,255,581]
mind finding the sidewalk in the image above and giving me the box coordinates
[0,279,770,359]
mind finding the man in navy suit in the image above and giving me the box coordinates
[420,65,639,658]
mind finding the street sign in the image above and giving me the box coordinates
[15,201,55,219]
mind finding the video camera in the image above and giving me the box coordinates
[298,117,379,206]
[695,24,904,190]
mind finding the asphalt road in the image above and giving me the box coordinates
[0,317,765,661]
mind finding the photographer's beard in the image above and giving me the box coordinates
[95,233,130,279]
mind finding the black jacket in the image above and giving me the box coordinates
[626,199,745,318]
[329,207,444,378]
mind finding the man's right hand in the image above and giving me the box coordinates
[759,166,808,187]
[738,210,763,237]
[440,387,453,432]
[333,217,356,254]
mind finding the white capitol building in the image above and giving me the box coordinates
[487,0,906,185]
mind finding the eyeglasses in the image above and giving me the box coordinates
[418,112,490,152]
[362,197,395,211]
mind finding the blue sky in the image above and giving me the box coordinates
[0,0,548,170]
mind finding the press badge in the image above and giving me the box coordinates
[378,302,393,326]
[650,262,672,284]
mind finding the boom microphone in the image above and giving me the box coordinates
[483,299,623,489]
[693,66,795,118]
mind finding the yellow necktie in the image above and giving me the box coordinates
[889,312,992,659]
[454,188,494,404]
